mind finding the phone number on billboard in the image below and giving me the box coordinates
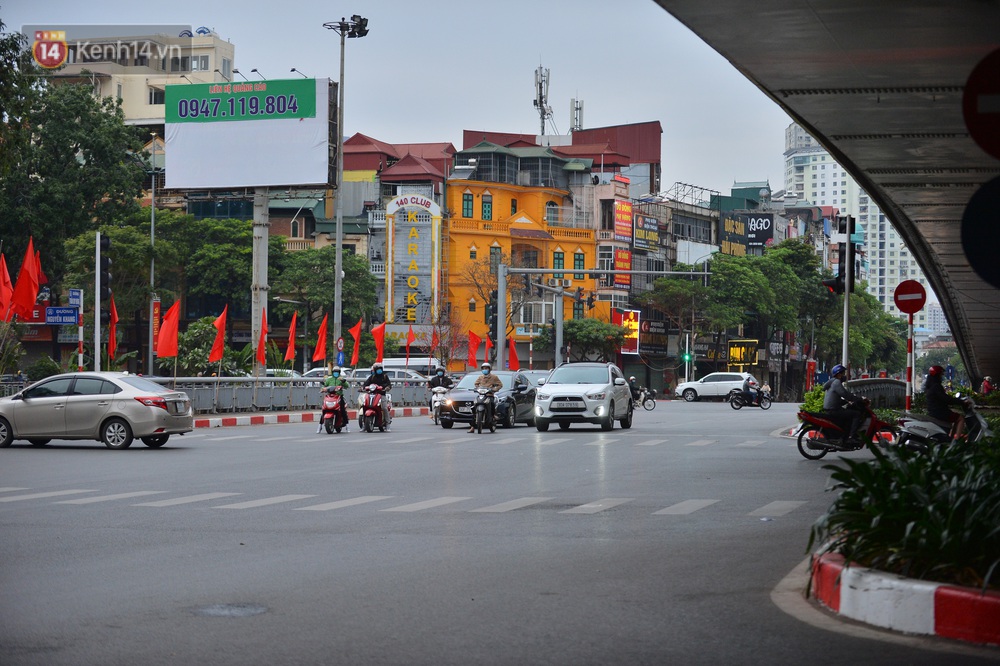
[175,94,301,119]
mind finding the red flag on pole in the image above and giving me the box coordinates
[484,334,493,356]
[348,318,363,366]
[108,295,119,361]
[10,237,38,320]
[430,329,440,355]
[256,308,268,366]
[508,337,520,370]
[157,301,181,358]
[209,305,228,363]
[467,330,481,367]
[372,322,386,363]
[34,249,47,285]
[405,325,416,364]
[284,311,297,362]
[312,313,328,363]
[0,253,13,321]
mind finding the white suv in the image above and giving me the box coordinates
[533,362,633,431]
[674,372,755,402]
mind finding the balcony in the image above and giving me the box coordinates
[284,238,314,251]
[368,210,387,229]
[370,261,386,275]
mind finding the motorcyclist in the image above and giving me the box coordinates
[741,376,760,406]
[925,364,967,443]
[318,366,350,433]
[628,376,641,403]
[361,362,393,431]
[470,362,503,432]
[428,367,454,417]
[823,364,865,445]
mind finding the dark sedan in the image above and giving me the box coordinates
[438,371,536,429]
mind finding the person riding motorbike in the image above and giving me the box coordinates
[361,362,393,432]
[628,376,641,403]
[823,364,865,445]
[428,367,454,418]
[470,362,503,432]
[318,365,350,433]
[925,364,967,443]
[740,376,760,406]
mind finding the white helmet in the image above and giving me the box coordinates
[481,362,491,370]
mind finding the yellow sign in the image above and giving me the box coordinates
[728,339,758,365]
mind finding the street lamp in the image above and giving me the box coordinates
[148,132,160,375]
[290,68,309,78]
[232,69,249,81]
[251,68,265,80]
[323,14,370,349]
[274,297,310,372]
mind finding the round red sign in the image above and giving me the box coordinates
[893,280,927,314]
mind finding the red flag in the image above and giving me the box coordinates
[10,238,38,320]
[0,254,13,321]
[256,308,268,365]
[372,322,386,363]
[405,325,416,364]
[209,305,228,363]
[348,318,363,366]
[467,330,481,367]
[34,249,47,285]
[284,311,297,362]
[108,295,119,361]
[508,337,520,370]
[157,301,181,358]
[312,313,328,363]
[430,329,440,355]
[484,334,494,356]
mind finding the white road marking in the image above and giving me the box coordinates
[633,439,665,446]
[206,435,254,441]
[654,499,720,515]
[0,487,30,492]
[380,497,472,512]
[585,438,619,446]
[685,439,716,447]
[214,494,317,509]
[532,437,571,445]
[392,437,434,444]
[492,437,522,444]
[54,491,168,504]
[135,492,242,506]
[0,489,98,502]
[469,497,554,513]
[560,498,633,514]
[736,440,765,447]
[297,496,395,511]
[750,501,806,517]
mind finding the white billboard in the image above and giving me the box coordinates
[165,78,331,189]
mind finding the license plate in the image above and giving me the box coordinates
[552,401,579,408]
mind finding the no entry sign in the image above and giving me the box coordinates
[894,280,927,314]
[964,48,1000,160]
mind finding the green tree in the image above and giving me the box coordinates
[532,318,628,362]
[156,316,248,377]
[0,21,41,180]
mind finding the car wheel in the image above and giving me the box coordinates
[601,402,615,431]
[620,402,633,429]
[102,418,134,449]
[441,419,454,429]
[28,438,51,446]
[682,389,697,402]
[0,417,12,447]
[141,435,169,448]
[559,421,571,430]
[535,418,550,432]
[504,407,516,429]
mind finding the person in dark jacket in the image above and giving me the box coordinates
[427,368,454,416]
[361,363,393,431]
[925,365,967,442]
[823,364,865,445]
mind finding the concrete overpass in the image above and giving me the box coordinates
[654,0,1000,381]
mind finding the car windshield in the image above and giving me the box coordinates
[119,376,172,392]
[546,366,609,385]
[521,371,550,386]
[455,372,512,389]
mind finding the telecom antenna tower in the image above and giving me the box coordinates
[570,98,584,132]
[533,65,553,135]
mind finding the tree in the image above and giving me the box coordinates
[156,316,249,377]
[459,251,529,337]
[532,318,628,362]
[0,21,41,180]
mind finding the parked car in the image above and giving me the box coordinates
[674,372,755,402]
[533,362,633,431]
[0,372,194,449]
[438,371,537,429]
[520,369,552,387]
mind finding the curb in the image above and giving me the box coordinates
[811,553,1000,646]
[194,407,429,429]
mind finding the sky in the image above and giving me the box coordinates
[3,0,794,196]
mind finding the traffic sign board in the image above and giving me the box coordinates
[963,48,1000,159]
[45,306,79,325]
[336,351,345,366]
[893,280,927,314]
[68,288,83,308]
[336,337,344,352]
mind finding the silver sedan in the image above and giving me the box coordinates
[0,372,193,449]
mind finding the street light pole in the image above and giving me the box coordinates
[148,131,157,375]
[324,15,369,354]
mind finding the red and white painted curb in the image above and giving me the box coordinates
[811,553,1000,645]
[194,407,428,429]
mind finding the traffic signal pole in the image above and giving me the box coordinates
[841,217,855,368]
[94,232,101,371]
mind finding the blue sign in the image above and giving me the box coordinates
[946,364,955,380]
[337,351,345,366]
[68,288,83,308]
[45,306,79,325]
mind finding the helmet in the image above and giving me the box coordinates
[481,362,491,370]
[372,362,383,372]
[928,365,944,377]
[436,368,445,375]
[332,366,342,374]
[831,364,846,376]
[629,376,636,381]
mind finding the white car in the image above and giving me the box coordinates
[674,372,755,402]
[533,362,633,431]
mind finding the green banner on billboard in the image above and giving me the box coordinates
[165,78,316,123]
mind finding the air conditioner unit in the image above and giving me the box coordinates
[547,278,560,287]
[561,279,572,288]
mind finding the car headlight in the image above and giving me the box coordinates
[586,391,606,400]
[444,398,453,406]
[537,393,550,401]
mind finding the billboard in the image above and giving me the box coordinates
[719,214,748,256]
[612,308,640,355]
[385,195,442,324]
[165,78,331,189]
[741,213,775,248]
[614,200,633,243]
[633,214,659,251]
[614,248,632,290]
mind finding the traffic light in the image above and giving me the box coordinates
[821,274,845,295]
[99,235,112,302]
[681,351,693,363]
[574,287,584,304]
[534,281,544,297]
[586,292,596,309]
[487,290,499,339]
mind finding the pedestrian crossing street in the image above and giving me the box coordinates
[0,486,808,517]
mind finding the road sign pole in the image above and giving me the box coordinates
[906,313,914,411]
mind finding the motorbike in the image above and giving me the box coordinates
[430,386,449,425]
[795,400,896,460]
[319,386,348,434]
[897,397,994,453]
[359,384,389,433]
[637,388,657,411]
[730,390,772,410]
[472,387,497,434]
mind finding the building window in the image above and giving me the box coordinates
[148,87,165,104]
[574,252,585,279]
[469,248,477,260]
[553,251,564,279]
[510,199,517,215]
[469,300,477,313]
[291,219,300,238]
[462,193,473,218]
[222,58,232,81]
[573,302,584,319]
[191,55,209,71]
[546,201,558,223]
[482,194,492,221]
[490,246,501,274]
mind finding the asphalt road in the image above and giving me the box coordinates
[1,401,996,665]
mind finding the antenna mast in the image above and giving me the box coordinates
[533,65,552,135]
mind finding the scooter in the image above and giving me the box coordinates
[430,386,449,425]
[897,397,993,452]
[319,386,348,434]
[638,388,657,411]
[472,387,497,434]
[359,384,389,433]
[795,400,896,460]
[730,390,772,410]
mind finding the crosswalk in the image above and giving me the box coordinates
[0,486,812,517]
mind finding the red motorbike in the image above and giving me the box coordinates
[359,384,388,433]
[796,400,896,460]
[320,386,348,434]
